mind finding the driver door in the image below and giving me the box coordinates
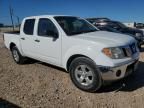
[34,18,61,66]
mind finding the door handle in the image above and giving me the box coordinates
[21,37,25,40]
[35,39,40,42]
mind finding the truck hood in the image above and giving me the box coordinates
[72,31,135,47]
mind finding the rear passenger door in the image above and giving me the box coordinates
[20,19,37,57]
[34,18,61,65]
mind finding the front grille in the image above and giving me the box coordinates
[130,43,137,54]
[123,43,137,57]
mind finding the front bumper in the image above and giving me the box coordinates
[138,37,144,45]
[140,39,144,45]
[99,59,139,81]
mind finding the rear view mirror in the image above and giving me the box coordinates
[47,30,59,39]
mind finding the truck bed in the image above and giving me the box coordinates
[4,31,20,35]
[4,32,20,49]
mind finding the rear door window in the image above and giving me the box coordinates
[23,19,35,35]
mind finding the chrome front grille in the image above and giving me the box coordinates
[130,43,137,54]
[123,43,137,57]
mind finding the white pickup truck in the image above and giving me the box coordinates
[4,15,139,92]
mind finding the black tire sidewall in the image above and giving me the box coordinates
[11,46,24,64]
[69,57,102,92]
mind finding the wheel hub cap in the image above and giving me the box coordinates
[13,50,19,62]
[75,65,94,86]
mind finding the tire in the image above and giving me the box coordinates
[11,46,25,64]
[69,57,102,92]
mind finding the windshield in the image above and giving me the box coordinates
[98,26,120,33]
[105,21,127,31]
[54,16,98,36]
[115,22,127,28]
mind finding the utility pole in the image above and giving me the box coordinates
[9,5,14,31]
[16,16,20,31]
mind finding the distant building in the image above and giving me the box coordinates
[0,23,4,27]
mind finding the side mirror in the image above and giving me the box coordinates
[47,30,59,39]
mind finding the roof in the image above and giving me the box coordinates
[86,17,110,21]
[24,15,76,19]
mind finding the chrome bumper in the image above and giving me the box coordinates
[99,59,139,81]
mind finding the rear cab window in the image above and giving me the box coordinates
[23,19,35,35]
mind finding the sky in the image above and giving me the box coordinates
[0,0,144,25]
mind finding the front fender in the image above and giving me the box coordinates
[62,45,100,70]
[62,45,115,70]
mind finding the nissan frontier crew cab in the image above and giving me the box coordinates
[4,15,139,92]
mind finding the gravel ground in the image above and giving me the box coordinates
[0,34,144,108]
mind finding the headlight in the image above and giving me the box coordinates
[102,47,125,59]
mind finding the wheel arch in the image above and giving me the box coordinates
[9,42,16,51]
[66,54,94,72]
[9,40,24,56]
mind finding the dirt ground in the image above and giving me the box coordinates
[0,34,144,108]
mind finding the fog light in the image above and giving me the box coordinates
[116,70,121,77]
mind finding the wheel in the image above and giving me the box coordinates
[69,57,102,92]
[11,46,25,64]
